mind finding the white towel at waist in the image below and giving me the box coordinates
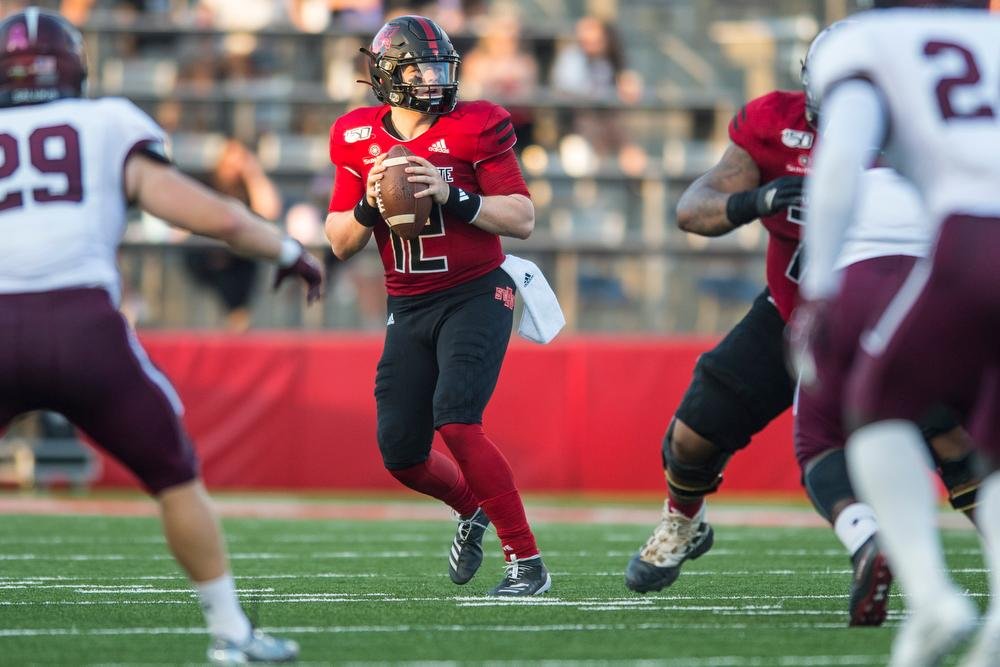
[499,254,565,344]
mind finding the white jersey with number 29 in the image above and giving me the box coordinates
[0,97,165,300]
[810,9,1000,225]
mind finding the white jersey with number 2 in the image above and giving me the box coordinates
[810,9,1000,226]
[0,97,165,300]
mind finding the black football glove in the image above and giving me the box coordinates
[726,175,805,227]
[273,242,324,304]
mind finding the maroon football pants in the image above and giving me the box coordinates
[0,288,198,493]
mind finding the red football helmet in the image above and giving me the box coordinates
[360,15,460,115]
[0,7,87,108]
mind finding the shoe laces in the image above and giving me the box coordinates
[502,555,534,582]
[640,503,699,559]
[457,518,474,542]
[456,509,484,543]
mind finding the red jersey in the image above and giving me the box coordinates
[328,100,528,296]
[728,90,813,322]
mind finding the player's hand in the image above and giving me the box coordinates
[405,155,449,205]
[726,175,804,227]
[785,298,831,389]
[273,242,324,304]
[754,175,805,217]
[365,153,387,207]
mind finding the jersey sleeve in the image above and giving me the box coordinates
[809,22,881,105]
[327,117,365,213]
[475,149,530,197]
[474,104,517,165]
[100,98,168,170]
[728,95,770,157]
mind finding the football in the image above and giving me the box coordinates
[375,145,433,240]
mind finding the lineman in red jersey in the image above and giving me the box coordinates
[325,15,551,596]
[624,86,977,622]
[624,89,808,594]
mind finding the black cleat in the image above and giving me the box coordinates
[625,501,714,594]
[488,555,552,596]
[449,507,490,585]
[848,534,893,626]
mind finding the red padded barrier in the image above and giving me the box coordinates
[94,334,799,496]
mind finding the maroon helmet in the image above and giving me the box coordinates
[0,7,87,108]
[360,15,460,115]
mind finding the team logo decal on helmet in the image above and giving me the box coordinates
[359,15,460,115]
[0,7,87,108]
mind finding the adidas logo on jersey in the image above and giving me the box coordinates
[428,139,449,154]
[524,273,533,287]
[387,313,395,326]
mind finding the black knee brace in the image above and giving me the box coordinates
[662,419,729,502]
[937,452,982,514]
[802,448,857,524]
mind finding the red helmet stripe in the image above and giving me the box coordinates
[413,16,439,54]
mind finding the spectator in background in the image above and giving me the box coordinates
[193,0,282,30]
[550,16,646,175]
[461,11,537,146]
[183,138,283,332]
[551,16,627,100]
[383,0,464,33]
[287,0,382,32]
[59,0,94,24]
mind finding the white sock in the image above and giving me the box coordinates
[976,472,1000,621]
[846,420,954,609]
[195,573,252,643]
[834,502,879,557]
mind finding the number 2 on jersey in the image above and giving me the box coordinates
[389,206,448,273]
[0,124,83,213]
[924,40,997,121]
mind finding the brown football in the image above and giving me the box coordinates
[375,145,433,240]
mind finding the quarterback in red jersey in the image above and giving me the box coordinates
[328,98,526,295]
[325,15,551,596]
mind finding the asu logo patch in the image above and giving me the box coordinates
[781,129,814,149]
[495,286,515,310]
[343,126,373,143]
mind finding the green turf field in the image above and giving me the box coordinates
[0,508,987,665]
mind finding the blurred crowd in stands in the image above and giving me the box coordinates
[0,0,855,333]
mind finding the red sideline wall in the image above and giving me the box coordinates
[94,334,798,495]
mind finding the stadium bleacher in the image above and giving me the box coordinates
[0,0,855,332]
